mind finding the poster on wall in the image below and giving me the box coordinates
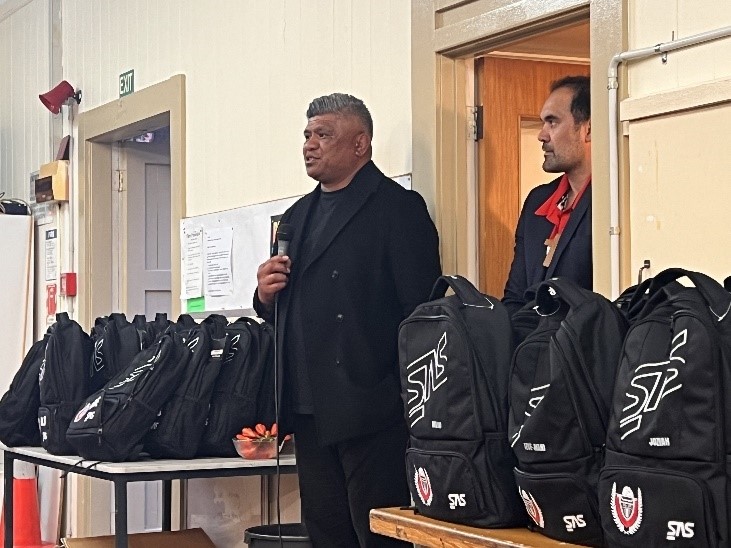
[45,229,58,281]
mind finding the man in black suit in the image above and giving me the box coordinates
[254,93,441,547]
[503,76,592,316]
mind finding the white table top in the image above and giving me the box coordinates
[1,444,296,474]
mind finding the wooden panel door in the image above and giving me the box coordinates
[477,57,590,297]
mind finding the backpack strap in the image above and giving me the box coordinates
[428,275,496,308]
[535,277,591,315]
[643,268,731,321]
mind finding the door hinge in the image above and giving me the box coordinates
[467,106,483,141]
[114,170,126,192]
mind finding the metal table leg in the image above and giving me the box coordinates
[162,479,172,531]
[114,478,128,548]
[3,451,13,548]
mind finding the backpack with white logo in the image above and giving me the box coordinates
[144,315,229,458]
[38,312,94,454]
[197,317,275,457]
[89,313,147,393]
[66,333,191,461]
[600,268,731,547]
[398,275,524,527]
[508,277,628,546]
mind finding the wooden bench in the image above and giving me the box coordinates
[370,507,583,547]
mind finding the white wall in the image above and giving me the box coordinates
[624,0,731,280]
[0,0,51,200]
[60,0,412,218]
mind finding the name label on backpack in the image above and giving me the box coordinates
[649,437,670,446]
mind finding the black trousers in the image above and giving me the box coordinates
[292,414,411,548]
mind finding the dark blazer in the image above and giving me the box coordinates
[254,161,441,445]
[502,176,592,316]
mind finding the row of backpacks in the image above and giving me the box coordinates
[399,268,731,547]
[0,311,275,462]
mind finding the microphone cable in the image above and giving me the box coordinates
[273,292,283,548]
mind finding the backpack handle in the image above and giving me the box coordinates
[535,277,591,315]
[428,275,496,308]
[644,268,731,321]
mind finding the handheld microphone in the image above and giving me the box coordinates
[276,223,293,257]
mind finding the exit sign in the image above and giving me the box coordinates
[119,70,134,97]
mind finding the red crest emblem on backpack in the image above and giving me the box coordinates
[414,466,433,506]
[519,488,544,528]
[611,483,643,534]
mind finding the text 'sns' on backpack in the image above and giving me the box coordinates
[66,332,191,461]
[0,335,49,446]
[144,315,229,459]
[38,312,93,454]
[600,268,731,547]
[398,275,524,527]
[197,317,274,457]
[508,277,628,546]
[89,313,147,393]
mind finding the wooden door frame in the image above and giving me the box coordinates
[412,0,629,295]
[72,74,186,537]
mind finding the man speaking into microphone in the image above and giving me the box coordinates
[254,93,441,547]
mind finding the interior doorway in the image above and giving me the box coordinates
[74,74,185,538]
[474,21,590,297]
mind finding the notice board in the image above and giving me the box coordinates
[179,195,299,315]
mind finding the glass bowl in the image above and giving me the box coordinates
[232,437,277,460]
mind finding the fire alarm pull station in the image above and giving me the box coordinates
[60,272,77,297]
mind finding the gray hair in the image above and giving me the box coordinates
[306,93,373,137]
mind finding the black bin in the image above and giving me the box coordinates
[244,523,312,547]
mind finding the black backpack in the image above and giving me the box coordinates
[600,268,731,547]
[146,312,173,342]
[66,333,191,461]
[144,315,229,459]
[397,275,524,527]
[197,317,274,457]
[508,277,628,546]
[0,335,48,446]
[38,312,93,454]
[89,313,147,393]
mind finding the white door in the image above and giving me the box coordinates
[124,136,172,318]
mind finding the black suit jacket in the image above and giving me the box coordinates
[502,176,592,316]
[254,161,441,445]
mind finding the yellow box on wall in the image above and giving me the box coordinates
[36,160,69,202]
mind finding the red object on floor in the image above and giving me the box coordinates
[0,461,48,548]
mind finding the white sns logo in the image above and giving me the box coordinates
[563,514,586,532]
[448,493,466,510]
[406,332,448,427]
[666,521,694,541]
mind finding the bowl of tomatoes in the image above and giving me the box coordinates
[233,423,278,460]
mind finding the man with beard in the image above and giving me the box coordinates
[502,76,592,316]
